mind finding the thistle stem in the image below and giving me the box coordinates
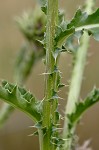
[42,0,58,150]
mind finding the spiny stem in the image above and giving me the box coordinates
[42,0,58,150]
[63,0,95,149]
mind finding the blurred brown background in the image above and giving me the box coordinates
[0,0,99,150]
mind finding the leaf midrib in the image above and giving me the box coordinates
[75,24,99,31]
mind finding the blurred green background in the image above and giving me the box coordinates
[0,0,99,150]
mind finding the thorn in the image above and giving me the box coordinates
[28,125,35,128]
[78,38,80,45]
[58,103,61,106]
[39,99,44,105]
[58,97,64,100]
[61,116,65,120]
[39,72,51,76]
[28,133,34,137]
[28,125,34,128]
[65,84,69,87]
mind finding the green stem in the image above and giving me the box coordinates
[63,32,90,150]
[63,0,95,149]
[65,32,90,118]
[38,129,43,150]
[42,0,58,150]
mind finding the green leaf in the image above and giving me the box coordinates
[55,8,99,47]
[68,88,99,126]
[0,81,41,122]
[55,27,75,48]
[67,8,99,40]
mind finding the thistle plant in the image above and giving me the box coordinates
[0,0,99,150]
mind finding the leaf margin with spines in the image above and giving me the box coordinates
[67,87,99,128]
[0,81,42,122]
[55,8,99,48]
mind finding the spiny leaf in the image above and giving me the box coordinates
[68,88,99,126]
[63,35,79,54]
[0,81,41,122]
[67,8,99,40]
[55,8,99,48]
